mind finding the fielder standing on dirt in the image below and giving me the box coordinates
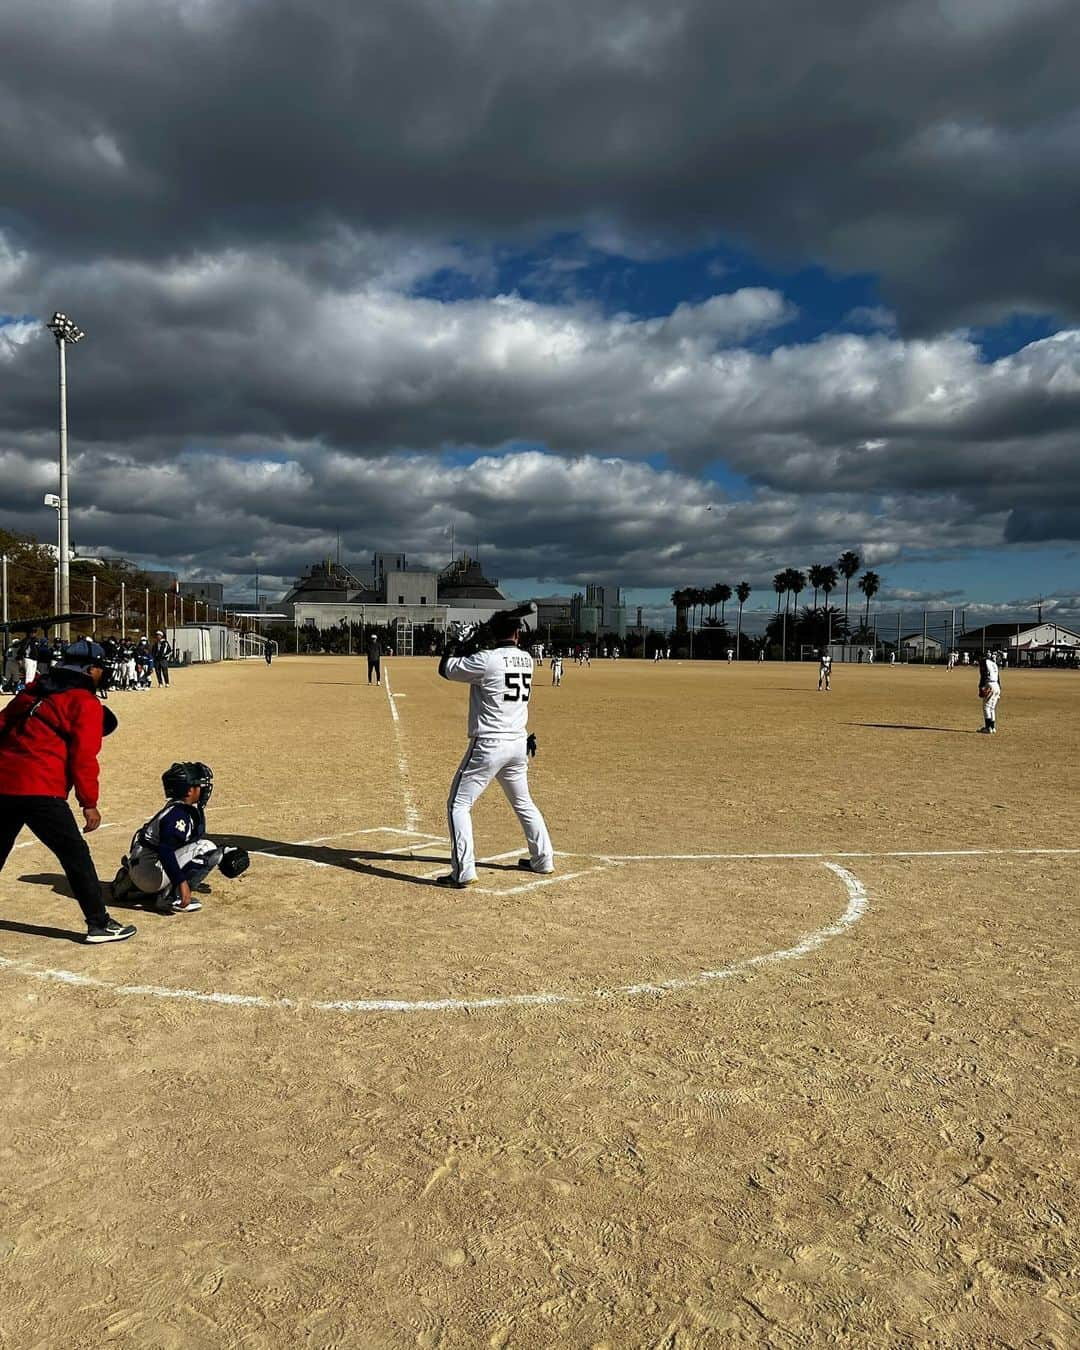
[437,606,554,888]
[978,651,1001,734]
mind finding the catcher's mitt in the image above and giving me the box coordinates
[219,846,250,879]
[978,686,990,699]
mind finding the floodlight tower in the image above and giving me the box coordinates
[46,310,85,641]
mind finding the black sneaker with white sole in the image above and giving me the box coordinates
[86,917,137,944]
[517,859,556,875]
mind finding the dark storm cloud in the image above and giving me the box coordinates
[3,0,1079,330]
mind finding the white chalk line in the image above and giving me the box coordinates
[383,669,420,833]
[0,860,869,1016]
[570,847,1080,862]
[2,844,1072,1016]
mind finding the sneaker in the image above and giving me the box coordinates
[517,859,556,875]
[172,897,203,912]
[434,874,478,889]
[86,917,137,944]
[977,727,991,733]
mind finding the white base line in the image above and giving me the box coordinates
[2,846,1073,1017]
[0,861,870,1016]
[383,670,420,833]
[567,847,1080,862]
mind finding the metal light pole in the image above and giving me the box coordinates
[46,312,85,642]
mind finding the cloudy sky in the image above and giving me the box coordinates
[2,0,1078,623]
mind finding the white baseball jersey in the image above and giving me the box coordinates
[441,644,535,738]
[982,657,1000,686]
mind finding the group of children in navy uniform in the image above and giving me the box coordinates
[2,630,173,698]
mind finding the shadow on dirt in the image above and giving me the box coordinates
[0,915,87,944]
[848,722,974,734]
[218,834,524,887]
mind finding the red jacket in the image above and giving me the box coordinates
[0,671,104,808]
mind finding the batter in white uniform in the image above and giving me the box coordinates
[438,611,554,887]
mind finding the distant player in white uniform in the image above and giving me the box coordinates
[551,654,563,686]
[818,650,832,691]
[977,652,1001,733]
[438,608,554,887]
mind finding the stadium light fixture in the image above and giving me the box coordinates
[46,310,86,641]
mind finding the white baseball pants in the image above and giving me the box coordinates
[447,736,553,883]
[982,683,1001,721]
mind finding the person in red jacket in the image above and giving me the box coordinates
[0,638,136,944]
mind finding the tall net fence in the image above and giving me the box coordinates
[0,551,254,657]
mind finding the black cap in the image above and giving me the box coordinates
[489,611,521,640]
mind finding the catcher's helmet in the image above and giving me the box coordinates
[162,761,214,803]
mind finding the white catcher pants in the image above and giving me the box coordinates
[447,736,553,883]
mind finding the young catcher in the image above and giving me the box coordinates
[113,762,228,913]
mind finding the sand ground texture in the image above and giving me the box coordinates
[1,655,1077,1348]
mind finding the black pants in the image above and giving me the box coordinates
[154,658,170,686]
[367,656,381,684]
[0,795,109,927]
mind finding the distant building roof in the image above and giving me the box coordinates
[281,561,378,607]
[437,554,509,602]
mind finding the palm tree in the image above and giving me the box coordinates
[779,567,799,660]
[694,586,708,632]
[858,570,881,629]
[773,572,786,615]
[705,583,721,622]
[808,563,827,613]
[818,564,839,646]
[735,581,751,658]
[716,582,732,625]
[788,569,807,656]
[838,550,861,637]
[671,588,688,633]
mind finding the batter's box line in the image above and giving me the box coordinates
[0,862,871,1016]
[556,846,1080,862]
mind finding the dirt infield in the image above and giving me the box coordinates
[1,655,1077,1347]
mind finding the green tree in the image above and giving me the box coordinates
[807,563,826,612]
[735,581,751,657]
[772,571,786,615]
[818,564,839,646]
[838,550,861,634]
[716,582,732,625]
[788,569,807,656]
[671,588,689,633]
[858,569,881,627]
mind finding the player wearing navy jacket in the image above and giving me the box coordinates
[114,763,223,913]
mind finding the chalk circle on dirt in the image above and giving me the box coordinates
[0,857,869,1016]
